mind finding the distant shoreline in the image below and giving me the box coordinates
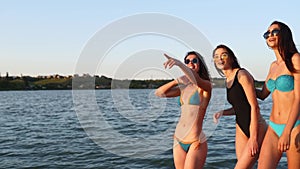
[0,74,264,91]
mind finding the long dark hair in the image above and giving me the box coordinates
[212,44,241,77]
[270,21,299,73]
[184,51,211,81]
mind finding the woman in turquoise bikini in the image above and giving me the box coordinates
[256,21,300,169]
[155,51,212,169]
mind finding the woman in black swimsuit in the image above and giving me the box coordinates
[212,44,267,168]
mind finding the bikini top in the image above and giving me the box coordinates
[266,75,294,93]
[178,86,200,106]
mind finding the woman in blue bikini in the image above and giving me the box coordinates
[256,21,300,169]
[155,51,212,169]
[212,44,267,168]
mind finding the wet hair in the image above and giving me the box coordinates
[212,44,241,77]
[184,51,211,81]
[269,21,299,73]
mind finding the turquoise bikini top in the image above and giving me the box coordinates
[266,75,294,93]
[178,89,200,106]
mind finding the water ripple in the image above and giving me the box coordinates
[0,89,287,168]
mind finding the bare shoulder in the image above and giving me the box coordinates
[236,69,255,88]
[270,60,278,68]
[291,53,300,65]
[237,69,253,82]
[292,53,300,74]
[292,52,300,58]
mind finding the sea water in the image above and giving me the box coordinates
[0,89,287,168]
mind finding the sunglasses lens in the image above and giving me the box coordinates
[272,29,280,36]
[192,58,198,63]
[263,29,280,39]
[263,31,270,39]
[213,53,228,60]
[184,58,198,64]
[221,54,228,59]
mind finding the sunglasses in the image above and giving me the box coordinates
[184,58,198,64]
[263,29,280,39]
[213,53,229,61]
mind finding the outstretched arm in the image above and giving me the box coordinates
[155,80,180,98]
[163,53,212,92]
[213,107,235,123]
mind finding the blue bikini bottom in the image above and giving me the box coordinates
[175,137,201,153]
[178,141,193,152]
[269,120,300,137]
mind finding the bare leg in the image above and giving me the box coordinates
[234,122,267,169]
[173,139,187,169]
[234,124,256,169]
[286,125,300,169]
[184,141,207,169]
[258,126,282,169]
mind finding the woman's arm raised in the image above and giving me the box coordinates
[163,53,212,92]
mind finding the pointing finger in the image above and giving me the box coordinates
[164,53,171,59]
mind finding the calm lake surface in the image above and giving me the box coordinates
[0,89,287,168]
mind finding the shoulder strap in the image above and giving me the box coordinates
[234,68,242,80]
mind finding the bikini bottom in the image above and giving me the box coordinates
[177,140,199,152]
[269,119,300,137]
[174,132,206,153]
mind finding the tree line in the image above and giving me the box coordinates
[0,75,264,91]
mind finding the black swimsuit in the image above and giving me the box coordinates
[227,68,251,138]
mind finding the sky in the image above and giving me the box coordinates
[1,0,300,81]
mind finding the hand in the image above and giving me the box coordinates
[248,137,259,157]
[213,111,222,124]
[278,131,290,152]
[163,53,181,69]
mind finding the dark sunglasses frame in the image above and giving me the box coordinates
[263,29,280,39]
[184,58,198,64]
